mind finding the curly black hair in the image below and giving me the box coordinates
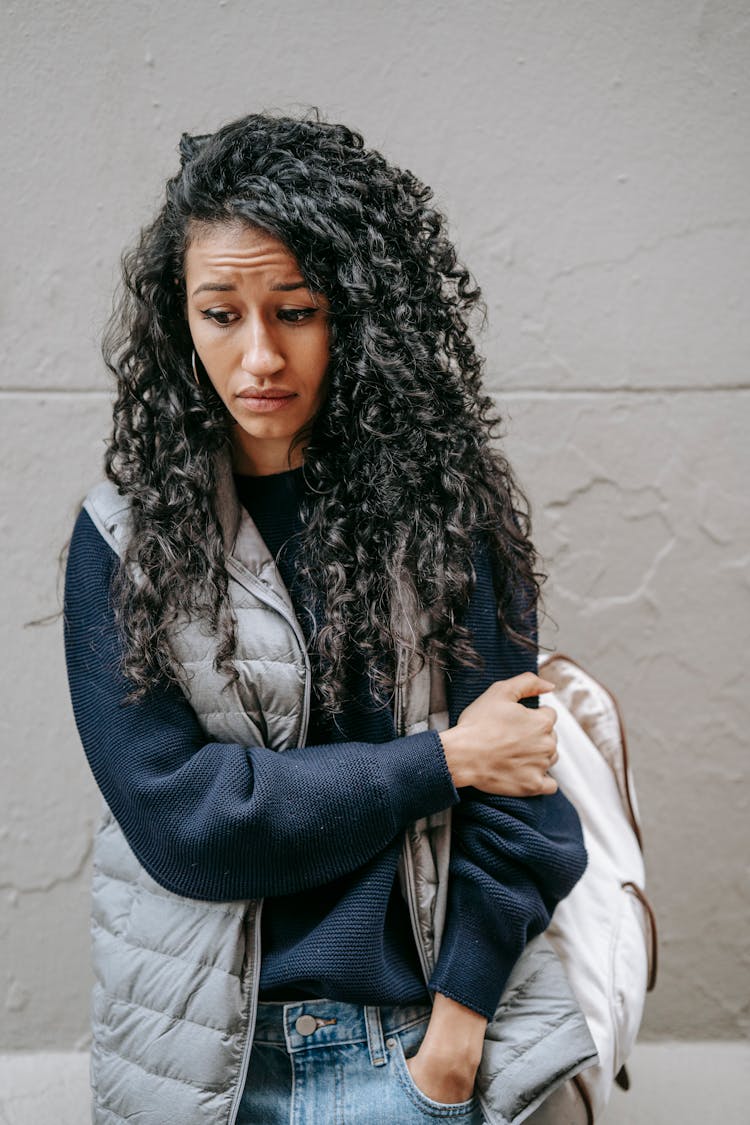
[103,108,543,714]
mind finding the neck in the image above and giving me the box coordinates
[231,434,304,477]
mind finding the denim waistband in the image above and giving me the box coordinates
[253,998,432,1066]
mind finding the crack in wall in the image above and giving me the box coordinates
[544,218,750,285]
[0,836,93,897]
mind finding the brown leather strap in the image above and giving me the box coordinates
[622,880,659,991]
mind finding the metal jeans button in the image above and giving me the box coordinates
[295,1014,318,1036]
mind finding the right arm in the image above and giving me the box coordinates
[64,508,459,902]
[65,509,557,904]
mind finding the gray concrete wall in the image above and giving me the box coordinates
[2,0,748,1056]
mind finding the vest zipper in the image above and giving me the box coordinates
[394,645,434,988]
[225,561,312,1125]
[400,832,434,986]
[226,558,313,747]
[227,899,264,1125]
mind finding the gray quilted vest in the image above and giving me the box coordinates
[82,452,596,1125]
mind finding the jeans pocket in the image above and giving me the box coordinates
[386,1027,480,1119]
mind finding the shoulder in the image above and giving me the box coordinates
[64,504,122,643]
[67,502,119,586]
[66,480,128,593]
[80,479,133,560]
[463,530,538,658]
[469,530,537,616]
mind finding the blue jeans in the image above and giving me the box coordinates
[237,997,486,1124]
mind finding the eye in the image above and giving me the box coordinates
[278,307,319,324]
[201,308,239,327]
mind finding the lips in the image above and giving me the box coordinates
[235,388,298,415]
[237,388,297,400]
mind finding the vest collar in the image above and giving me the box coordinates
[213,446,299,616]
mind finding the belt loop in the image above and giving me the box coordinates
[364,1005,387,1067]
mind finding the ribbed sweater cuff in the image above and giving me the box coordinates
[428,908,523,1021]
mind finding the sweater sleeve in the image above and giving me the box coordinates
[427,537,588,1020]
[64,508,458,902]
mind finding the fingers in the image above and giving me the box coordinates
[543,716,558,766]
[496,672,556,703]
[513,768,559,797]
[538,704,557,731]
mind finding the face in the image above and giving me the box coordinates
[184,222,330,476]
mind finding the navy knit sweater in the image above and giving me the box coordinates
[64,468,587,1020]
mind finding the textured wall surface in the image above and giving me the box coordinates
[1,0,748,1051]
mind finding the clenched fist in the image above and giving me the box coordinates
[439,672,558,796]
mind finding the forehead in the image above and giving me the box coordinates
[184,221,301,276]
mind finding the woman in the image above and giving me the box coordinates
[64,112,594,1125]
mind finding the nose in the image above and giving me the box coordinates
[240,315,285,379]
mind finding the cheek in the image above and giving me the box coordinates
[189,321,230,379]
[304,330,330,385]
[294,345,329,418]
[186,307,202,340]
[307,358,330,405]
[188,318,212,367]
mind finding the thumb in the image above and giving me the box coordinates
[497,672,556,703]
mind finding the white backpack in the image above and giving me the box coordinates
[528,653,658,1124]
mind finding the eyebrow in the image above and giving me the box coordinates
[191,279,308,297]
[271,280,308,292]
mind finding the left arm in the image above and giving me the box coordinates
[407,537,588,1101]
[411,791,587,1101]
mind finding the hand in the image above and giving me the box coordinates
[404,993,485,1104]
[405,1047,478,1104]
[438,672,559,795]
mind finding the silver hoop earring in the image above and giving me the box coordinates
[191,348,201,387]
